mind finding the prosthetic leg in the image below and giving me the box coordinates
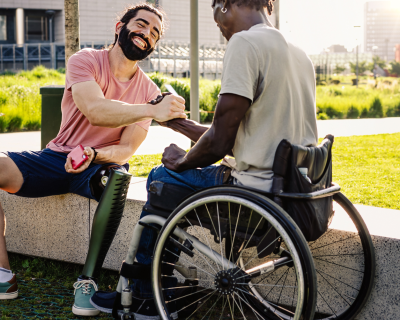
[82,167,132,279]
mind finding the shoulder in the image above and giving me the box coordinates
[68,48,103,66]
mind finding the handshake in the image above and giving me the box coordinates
[148,89,187,124]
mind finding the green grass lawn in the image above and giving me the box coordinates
[129,133,400,210]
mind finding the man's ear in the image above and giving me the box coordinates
[115,21,123,35]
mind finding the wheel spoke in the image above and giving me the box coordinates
[314,256,364,273]
[228,204,242,265]
[216,202,225,270]
[316,268,360,292]
[234,217,264,268]
[200,293,223,320]
[236,287,294,317]
[311,233,359,252]
[166,287,210,303]
[218,296,228,320]
[316,269,351,306]
[163,250,215,278]
[239,291,264,320]
[236,236,281,273]
[309,228,334,249]
[227,294,234,320]
[318,290,338,318]
[184,216,218,274]
[236,283,296,288]
[195,209,222,272]
[232,293,247,320]
[184,289,217,319]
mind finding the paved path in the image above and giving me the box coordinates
[0,117,399,154]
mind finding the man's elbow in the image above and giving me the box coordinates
[209,142,232,159]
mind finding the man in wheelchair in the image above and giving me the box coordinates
[90,0,322,318]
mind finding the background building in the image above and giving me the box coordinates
[364,1,400,61]
[0,0,222,46]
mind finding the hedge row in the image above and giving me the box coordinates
[0,67,399,133]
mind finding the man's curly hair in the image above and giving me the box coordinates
[109,3,166,49]
[230,0,275,15]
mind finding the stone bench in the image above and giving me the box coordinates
[1,181,399,319]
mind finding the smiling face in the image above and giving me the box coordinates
[117,9,162,61]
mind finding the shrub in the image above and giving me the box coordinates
[0,115,6,133]
[7,116,23,132]
[24,120,41,131]
[324,106,343,119]
[368,97,383,118]
[360,107,369,118]
[347,106,360,119]
[386,103,400,117]
[317,112,329,120]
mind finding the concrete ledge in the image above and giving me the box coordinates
[1,182,400,319]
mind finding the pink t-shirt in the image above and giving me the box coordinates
[47,48,160,153]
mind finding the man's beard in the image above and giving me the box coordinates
[118,25,154,61]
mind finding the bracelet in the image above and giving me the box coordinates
[92,147,98,162]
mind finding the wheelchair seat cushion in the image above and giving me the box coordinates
[273,135,335,241]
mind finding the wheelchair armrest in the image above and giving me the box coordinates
[276,183,340,200]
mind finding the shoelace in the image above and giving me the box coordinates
[73,279,98,295]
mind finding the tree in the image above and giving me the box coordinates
[333,65,346,75]
[64,0,80,68]
[389,61,400,76]
[370,55,387,71]
[350,61,369,74]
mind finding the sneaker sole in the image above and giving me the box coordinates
[72,304,100,316]
[0,291,18,300]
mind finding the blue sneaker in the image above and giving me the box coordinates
[72,279,100,316]
[0,274,18,300]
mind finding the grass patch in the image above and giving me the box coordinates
[331,133,400,210]
[0,66,65,133]
[0,253,116,319]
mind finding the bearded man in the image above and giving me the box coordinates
[0,3,186,316]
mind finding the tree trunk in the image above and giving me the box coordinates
[274,0,280,30]
[64,0,80,68]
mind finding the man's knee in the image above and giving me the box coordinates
[0,155,23,193]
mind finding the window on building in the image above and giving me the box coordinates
[25,15,48,41]
[0,15,6,40]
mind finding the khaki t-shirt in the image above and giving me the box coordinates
[220,24,318,192]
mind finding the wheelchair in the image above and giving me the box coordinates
[109,135,375,320]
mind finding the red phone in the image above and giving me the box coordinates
[68,145,89,170]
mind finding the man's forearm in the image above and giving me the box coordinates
[177,127,230,171]
[162,118,209,142]
[94,145,135,165]
[88,99,152,128]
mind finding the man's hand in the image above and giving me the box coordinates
[151,94,187,123]
[65,147,95,174]
[162,144,187,172]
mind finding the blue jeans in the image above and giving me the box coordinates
[133,164,230,298]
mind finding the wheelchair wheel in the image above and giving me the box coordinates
[310,193,375,320]
[151,187,317,320]
[239,192,375,320]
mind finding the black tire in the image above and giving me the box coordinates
[309,192,375,320]
[151,187,317,320]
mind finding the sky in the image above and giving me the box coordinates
[279,0,399,55]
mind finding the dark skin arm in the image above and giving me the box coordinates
[157,118,208,143]
[161,93,251,172]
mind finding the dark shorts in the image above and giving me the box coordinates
[2,148,127,201]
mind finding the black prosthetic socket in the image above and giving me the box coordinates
[82,168,132,279]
